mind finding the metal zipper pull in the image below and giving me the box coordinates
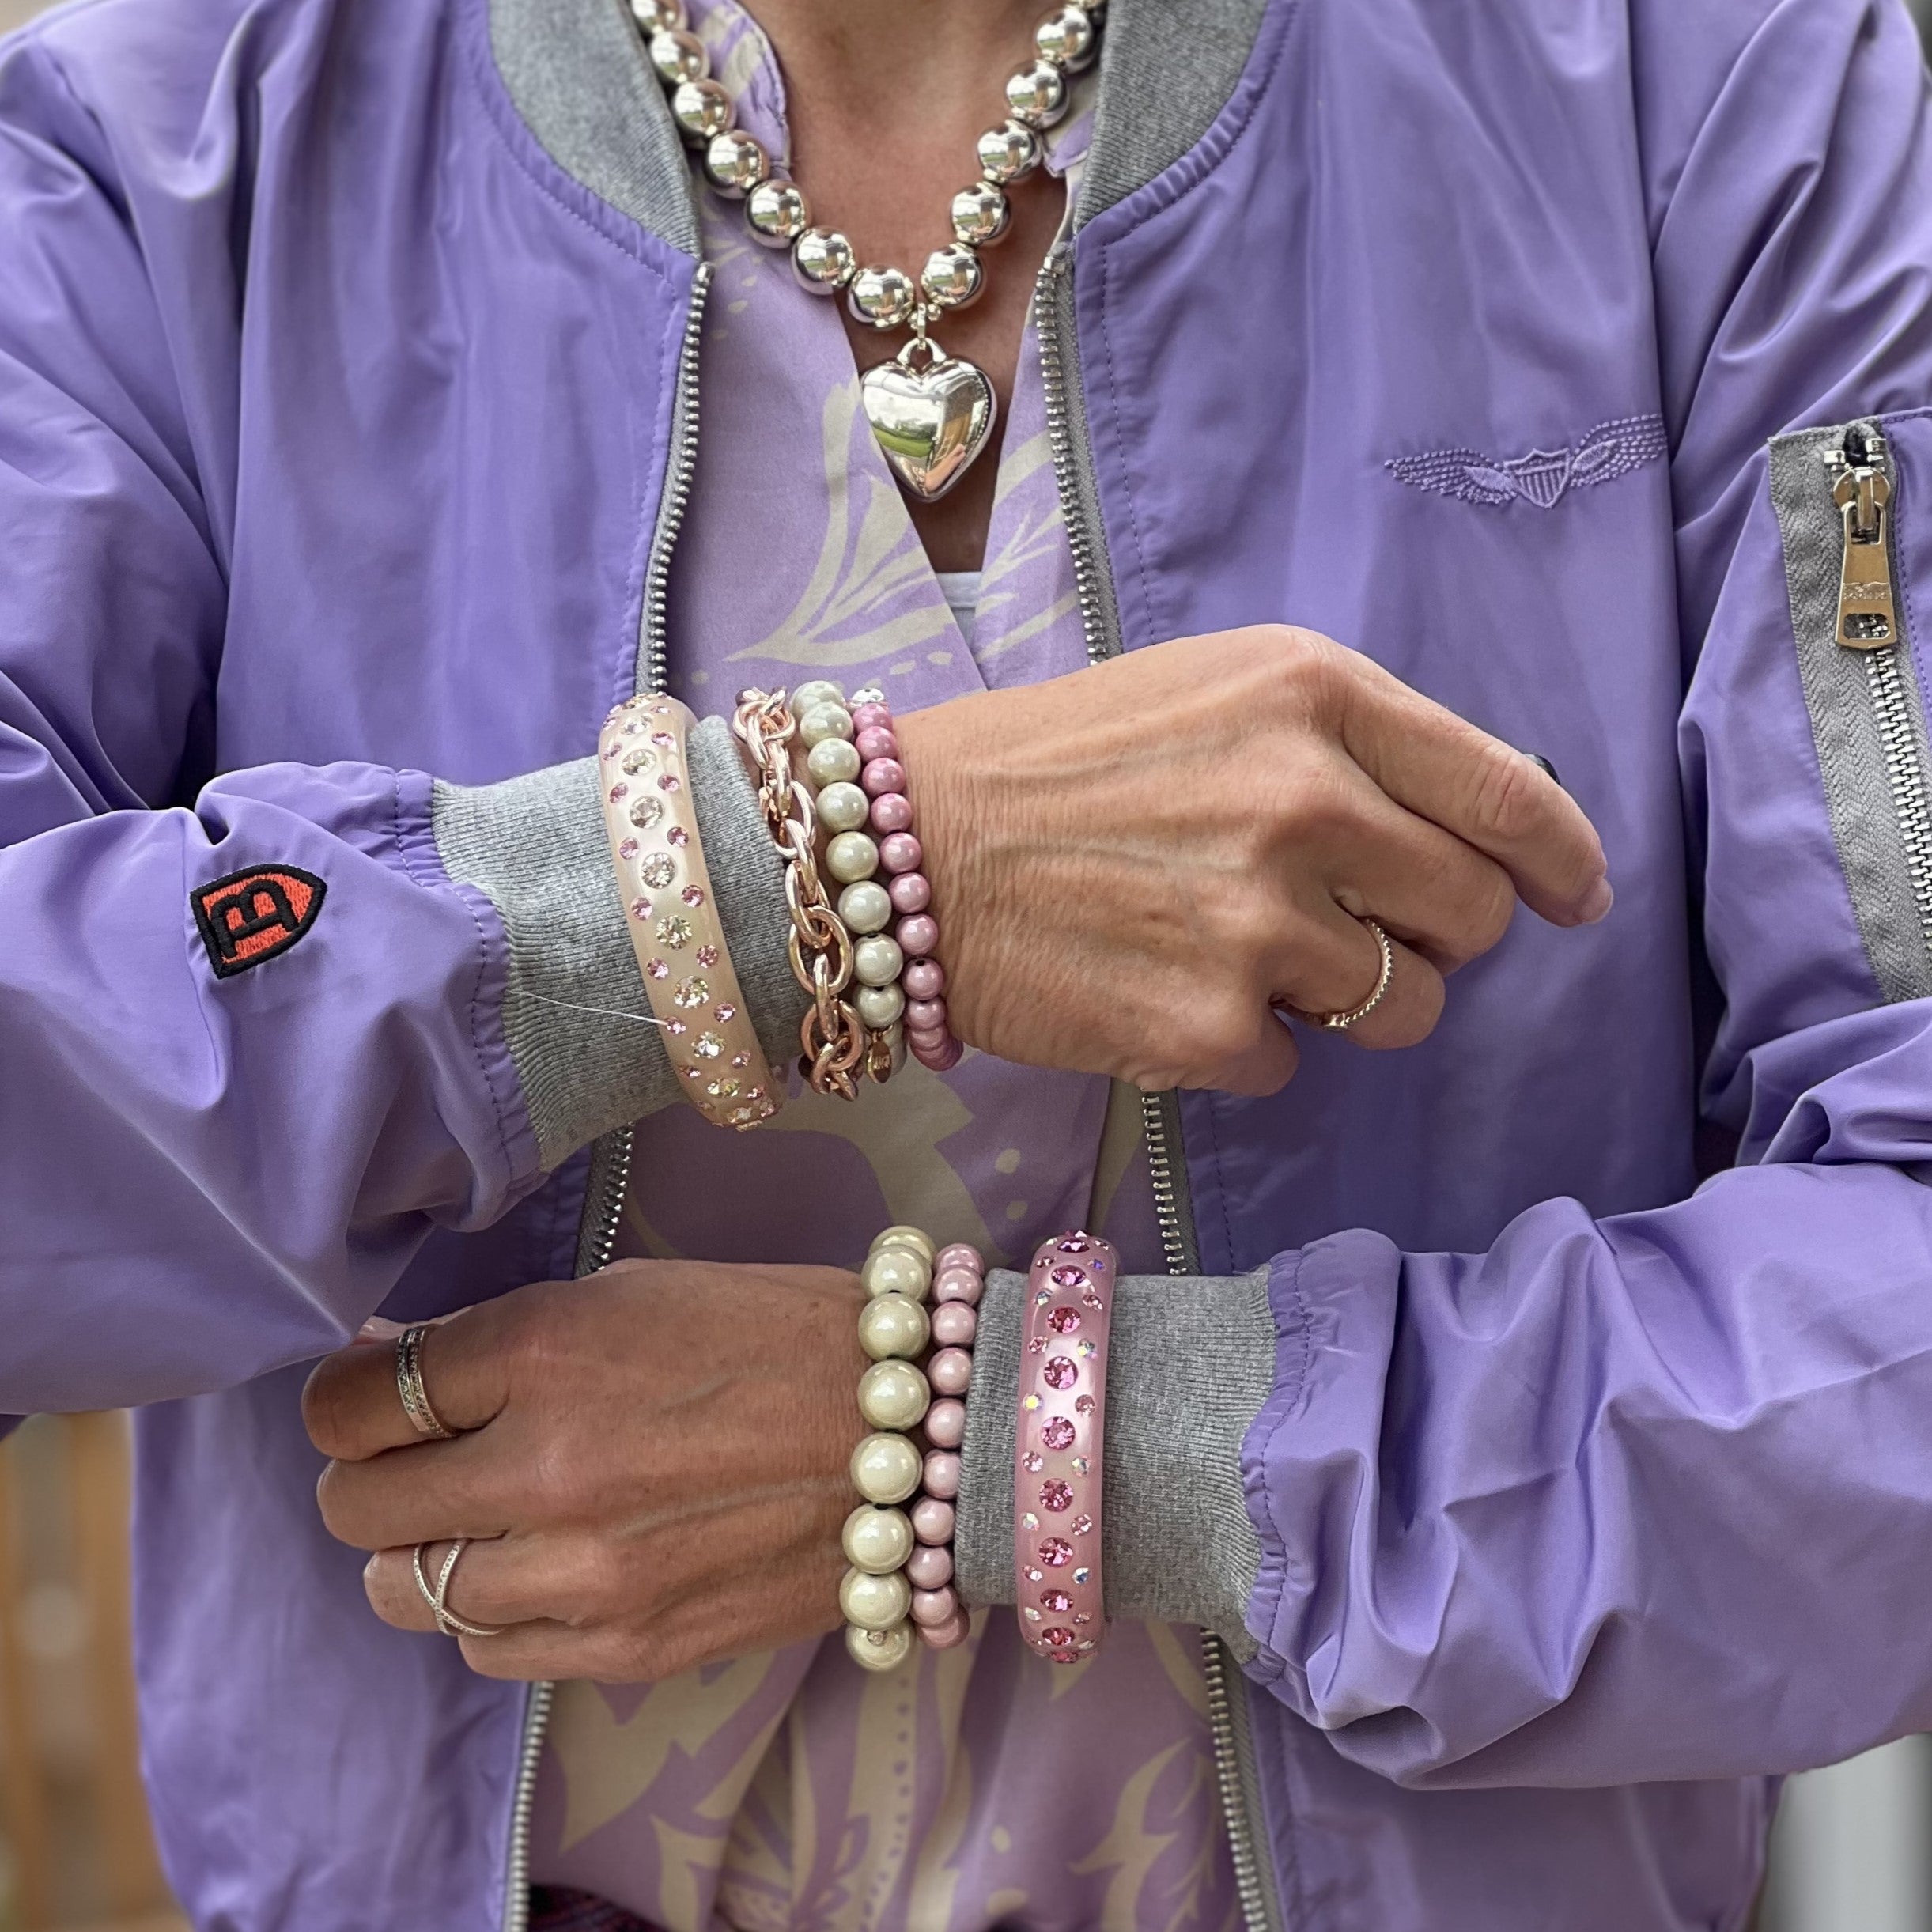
[1828,428,1898,647]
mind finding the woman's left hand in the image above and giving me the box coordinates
[302,1261,865,1681]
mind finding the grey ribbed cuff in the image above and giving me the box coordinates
[431,716,803,1168]
[956,1267,1276,1657]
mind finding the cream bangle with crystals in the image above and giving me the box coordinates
[598,696,779,1129]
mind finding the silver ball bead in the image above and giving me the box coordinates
[670,78,734,145]
[854,933,905,989]
[746,178,811,247]
[1035,4,1098,70]
[856,981,907,1030]
[951,181,1011,248]
[703,130,769,198]
[815,781,871,834]
[857,1293,929,1362]
[792,228,856,293]
[798,701,854,748]
[840,1564,913,1631]
[851,1431,922,1504]
[648,26,708,84]
[921,243,985,312]
[845,1620,915,1672]
[628,0,685,32]
[857,1359,930,1432]
[837,879,894,934]
[843,1503,917,1573]
[977,119,1042,184]
[1005,61,1068,128]
[826,831,879,883]
[847,264,918,331]
[807,736,863,788]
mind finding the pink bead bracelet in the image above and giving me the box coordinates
[910,1239,983,1650]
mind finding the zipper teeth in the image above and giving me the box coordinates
[501,263,710,1932]
[1035,245,1275,1932]
[1863,645,1932,952]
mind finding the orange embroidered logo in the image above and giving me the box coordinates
[192,866,327,978]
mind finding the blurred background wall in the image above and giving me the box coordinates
[6,0,1932,1928]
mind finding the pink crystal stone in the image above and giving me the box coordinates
[1038,1537,1073,1567]
[1075,1394,1095,1414]
[1047,1307,1080,1334]
[932,1267,982,1306]
[911,1495,955,1545]
[897,913,940,957]
[1041,1416,1076,1450]
[850,705,893,737]
[921,1609,970,1650]
[1039,1479,1073,1512]
[935,1243,980,1274]
[1042,1356,1078,1390]
[928,1346,972,1396]
[1049,1266,1086,1290]
[860,757,907,796]
[906,1543,954,1590]
[923,1449,961,1499]
[667,825,690,847]
[901,956,944,1000]
[1021,1450,1044,1473]
[608,783,629,801]
[1040,1588,1072,1613]
[618,838,640,859]
[1071,1513,1094,1536]
[923,1396,966,1448]
[1039,1626,1076,1650]
[870,792,914,834]
[906,996,947,1032]
[889,871,933,916]
[879,831,924,875]
[931,1302,977,1348]
[630,898,652,921]
[1058,1232,1093,1252]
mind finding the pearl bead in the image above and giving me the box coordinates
[792,228,856,293]
[847,264,918,331]
[906,996,947,1033]
[856,981,906,1030]
[923,1395,966,1448]
[923,1449,961,1499]
[846,1620,914,1671]
[746,178,811,247]
[889,872,932,916]
[857,1291,928,1361]
[879,832,923,875]
[861,1243,930,1301]
[826,832,879,883]
[902,958,945,1000]
[906,1542,954,1590]
[648,26,708,82]
[815,781,871,833]
[799,702,854,748]
[921,242,985,312]
[703,130,769,197]
[854,934,904,988]
[910,1585,958,1627]
[851,1431,922,1505]
[935,1243,980,1275]
[869,792,914,834]
[1005,61,1068,127]
[932,1267,981,1306]
[896,914,940,957]
[951,180,1011,248]
[792,679,846,716]
[860,758,906,797]
[977,119,1042,184]
[853,724,898,761]
[912,1495,956,1544]
[842,1504,915,1575]
[1036,5,1098,70]
[931,1302,977,1348]
[837,879,893,934]
[928,1346,972,1396]
[921,1609,970,1650]
[806,735,862,787]
[629,0,686,31]
[858,1359,929,1431]
[872,1225,936,1263]
[840,1566,912,1631]
[670,79,734,144]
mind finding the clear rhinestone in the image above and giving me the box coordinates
[1021,1451,1043,1472]
[695,943,718,965]
[1021,1510,1038,1529]
[705,1077,741,1099]
[673,977,709,1009]
[694,1031,724,1059]
[641,854,677,890]
[713,1003,737,1022]
[629,796,665,830]
[731,1052,751,1068]
[622,747,656,776]
[655,916,694,949]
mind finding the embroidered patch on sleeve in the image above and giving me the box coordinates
[1386,414,1668,510]
[192,865,327,978]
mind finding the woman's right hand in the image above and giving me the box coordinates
[894,625,1611,1095]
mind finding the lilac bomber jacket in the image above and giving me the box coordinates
[6,0,1932,1926]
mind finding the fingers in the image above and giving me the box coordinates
[316,1432,513,1552]
[1271,900,1444,1049]
[1334,652,1610,927]
[362,1535,584,1635]
[303,1302,515,1465]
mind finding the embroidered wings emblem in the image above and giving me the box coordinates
[1386,414,1668,510]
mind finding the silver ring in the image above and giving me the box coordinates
[412,1539,506,1640]
[395,1325,455,1440]
[1313,918,1395,1033]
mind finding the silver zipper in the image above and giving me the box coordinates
[1038,244,1285,1932]
[1828,426,1932,955]
[499,262,711,1932]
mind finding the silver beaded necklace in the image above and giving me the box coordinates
[629,0,1104,502]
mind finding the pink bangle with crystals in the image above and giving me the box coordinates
[1014,1229,1115,1662]
[846,688,963,1073]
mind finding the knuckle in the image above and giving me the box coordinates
[300,1367,350,1460]
[1460,867,1517,958]
[1467,748,1541,848]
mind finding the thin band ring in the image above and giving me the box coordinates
[411,1539,507,1640]
[395,1325,455,1441]
[1311,917,1395,1033]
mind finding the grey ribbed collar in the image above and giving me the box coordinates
[486,0,1274,253]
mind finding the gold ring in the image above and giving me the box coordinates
[1311,918,1395,1033]
[412,1539,506,1640]
[395,1325,454,1440]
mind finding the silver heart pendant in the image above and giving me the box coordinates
[860,343,998,502]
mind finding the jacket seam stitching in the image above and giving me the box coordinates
[1097,242,1159,650]
[1245,1243,1312,1692]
